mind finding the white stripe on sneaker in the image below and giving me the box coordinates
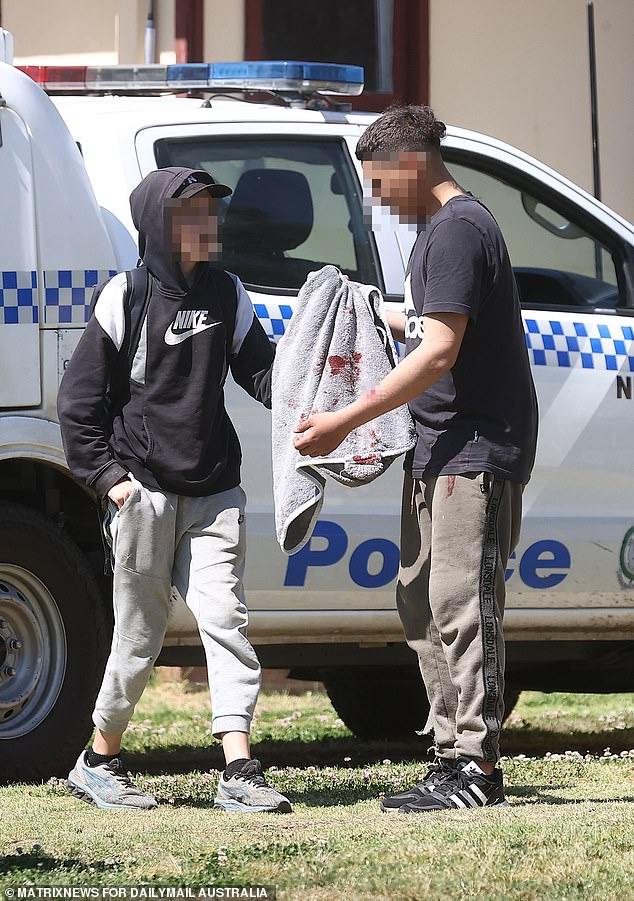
[469,784,489,804]
[459,789,479,807]
[449,794,468,808]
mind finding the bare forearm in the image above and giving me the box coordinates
[339,345,451,432]
[293,312,467,458]
[385,309,406,343]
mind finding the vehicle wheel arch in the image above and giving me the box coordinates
[0,451,111,599]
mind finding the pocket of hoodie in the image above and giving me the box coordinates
[142,413,155,464]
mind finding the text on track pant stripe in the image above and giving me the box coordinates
[396,472,523,762]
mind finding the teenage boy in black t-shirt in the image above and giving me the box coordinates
[294,106,538,813]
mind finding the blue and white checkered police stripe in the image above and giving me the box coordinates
[252,306,634,370]
[43,269,118,325]
[524,318,634,371]
[0,269,118,326]
[0,270,38,324]
[4,273,634,375]
[253,301,294,341]
[253,308,634,371]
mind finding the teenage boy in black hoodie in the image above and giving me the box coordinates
[58,167,291,813]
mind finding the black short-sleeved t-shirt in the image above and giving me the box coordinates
[404,193,538,485]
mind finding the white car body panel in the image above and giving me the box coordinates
[1,71,633,644]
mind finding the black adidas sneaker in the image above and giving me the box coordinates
[398,757,510,813]
[380,757,457,813]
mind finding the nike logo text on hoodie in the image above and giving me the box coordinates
[164,310,221,344]
[58,166,275,499]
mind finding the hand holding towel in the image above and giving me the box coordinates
[272,265,415,554]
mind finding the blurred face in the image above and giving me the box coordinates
[362,151,434,224]
[167,193,221,263]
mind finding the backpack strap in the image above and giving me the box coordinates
[87,275,114,320]
[210,267,237,357]
[87,267,151,409]
[88,266,151,370]
[123,266,151,371]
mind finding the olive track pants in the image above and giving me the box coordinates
[397,472,523,762]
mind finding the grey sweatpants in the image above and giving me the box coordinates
[396,472,522,763]
[93,478,261,738]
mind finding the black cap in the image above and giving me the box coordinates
[174,170,232,200]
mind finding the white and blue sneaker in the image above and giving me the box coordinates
[214,758,292,813]
[66,751,158,810]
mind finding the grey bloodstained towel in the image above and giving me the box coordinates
[272,265,415,555]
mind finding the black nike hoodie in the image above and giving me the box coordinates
[58,166,275,498]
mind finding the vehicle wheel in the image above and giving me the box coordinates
[503,684,521,720]
[0,501,109,783]
[323,666,430,740]
[323,666,522,741]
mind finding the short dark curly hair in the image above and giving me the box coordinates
[355,105,446,160]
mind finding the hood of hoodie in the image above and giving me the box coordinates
[130,166,212,297]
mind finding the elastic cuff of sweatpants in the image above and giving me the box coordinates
[92,711,130,736]
[212,714,252,738]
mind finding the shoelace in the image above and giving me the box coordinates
[431,767,484,799]
[103,758,137,788]
[421,759,455,785]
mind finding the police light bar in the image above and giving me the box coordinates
[19,65,87,91]
[87,65,169,91]
[206,61,364,95]
[18,60,364,96]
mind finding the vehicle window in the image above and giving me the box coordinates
[446,160,621,310]
[155,138,379,291]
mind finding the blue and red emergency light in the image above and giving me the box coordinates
[18,60,364,96]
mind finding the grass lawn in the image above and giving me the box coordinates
[2,681,633,901]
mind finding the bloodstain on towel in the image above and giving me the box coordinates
[446,475,456,497]
[328,352,362,384]
[353,430,381,465]
[353,453,380,465]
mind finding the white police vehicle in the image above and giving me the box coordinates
[1,38,633,781]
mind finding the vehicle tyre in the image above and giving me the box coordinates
[0,501,109,783]
[323,666,430,740]
[502,684,521,720]
[323,666,522,741]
